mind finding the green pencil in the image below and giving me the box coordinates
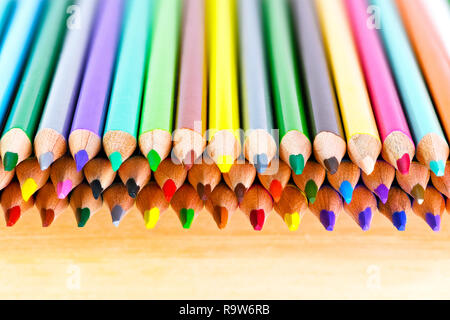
[1,0,70,171]
[138,0,182,171]
[262,0,311,174]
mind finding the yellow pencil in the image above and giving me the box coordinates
[205,0,241,173]
[315,0,381,175]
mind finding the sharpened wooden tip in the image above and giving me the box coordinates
[310,186,343,231]
[378,186,411,231]
[240,184,273,231]
[326,161,360,204]
[343,185,377,231]
[348,134,381,175]
[35,182,69,227]
[292,161,326,204]
[396,161,430,203]
[274,185,307,231]
[208,183,238,229]
[136,182,169,225]
[257,159,291,203]
[188,162,221,201]
[171,184,203,229]
[361,160,395,204]
[412,186,445,232]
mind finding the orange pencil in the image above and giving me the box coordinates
[206,182,238,229]
[35,182,69,227]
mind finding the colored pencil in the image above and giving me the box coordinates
[371,0,448,176]
[0,158,15,191]
[69,0,123,171]
[431,161,450,198]
[34,0,99,170]
[326,161,360,204]
[262,0,310,175]
[238,0,276,174]
[206,183,238,229]
[50,155,84,199]
[187,162,222,201]
[361,160,395,204]
[292,0,345,174]
[103,0,155,172]
[205,0,241,173]
[223,161,256,204]
[136,182,169,229]
[345,0,414,174]
[0,0,44,133]
[139,0,182,172]
[1,181,34,227]
[16,158,50,202]
[239,184,273,231]
[292,161,326,204]
[171,184,203,229]
[36,182,69,227]
[83,158,117,200]
[1,0,69,171]
[274,185,308,232]
[70,183,103,228]
[420,0,450,62]
[118,156,151,199]
[257,159,291,203]
[154,158,188,202]
[378,186,410,231]
[0,0,14,49]
[309,185,343,232]
[343,185,376,231]
[103,183,135,227]
[412,186,445,232]
[396,161,430,205]
[396,0,450,144]
[172,0,207,169]
[316,0,381,175]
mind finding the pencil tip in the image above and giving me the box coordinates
[3,152,18,171]
[430,160,445,177]
[180,208,195,229]
[162,179,177,202]
[339,181,354,204]
[234,183,247,204]
[305,180,318,204]
[77,208,90,228]
[392,211,407,231]
[358,207,372,231]
[6,206,21,227]
[21,178,37,201]
[56,179,72,199]
[425,213,441,232]
[360,156,375,175]
[320,210,336,231]
[182,150,196,170]
[90,180,103,200]
[214,206,228,229]
[109,152,123,172]
[111,205,125,227]
[289,154,305,175]
[197,183,211,201]
[254,154,269,174]
[284,212,300,231]
[396,154,410,174]
[42,209,55,227]
[411,184,425,204]
[144,208,160,229]
[217,155,234,173]
[323,157,339,174]
[269,180,283,202]
[39,152,54,170]
[147,150,161,171]
[250,209,265,231]
[74,150,89,171]
[126,179,140,199]
[374,184,389,204]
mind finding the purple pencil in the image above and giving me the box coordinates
[68,0,123,171]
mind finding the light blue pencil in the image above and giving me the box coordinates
[371,0,449,176]
[0,0,15,50]
[0,0,44,127]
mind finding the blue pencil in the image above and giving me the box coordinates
[0,0,15,50]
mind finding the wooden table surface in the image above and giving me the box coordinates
[0,204,449,299]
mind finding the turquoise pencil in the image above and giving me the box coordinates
[103,0,155,172]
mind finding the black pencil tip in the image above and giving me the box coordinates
[90,180,103,200]
[126,179,140,199]
[323,157,339,174]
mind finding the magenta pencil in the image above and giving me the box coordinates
[68,0,123,171]
[345,0,414,174]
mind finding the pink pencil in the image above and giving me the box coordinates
[345,0,415,174]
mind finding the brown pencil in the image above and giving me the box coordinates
[70,183,103,228]
[223,161,256,203]
[83,158,116,200]
[103,183,135,227]
[16,158,50,202]
[187,162,222,200]
[412,186,445,232]
[50,155,84,199]
[292,161,325,204]
[430,161,450,198]
[1,181,34,227]
[0,158,15,191]
[309,185,343,231]
[171,183,203,229]
[205,182,238,229]
[118,156,151,198]
[257,159,290,203]
[396,161,430,205]
[239,184,273,231]
[35,182,69,227]
[154,158,188,202]
[378,186,411,231]
[343,185,376,231]
[274,184,308,231]
[326,160,360,204]
[136,182,169,230]
[361,160,395,204]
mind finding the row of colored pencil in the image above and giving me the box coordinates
[0,0,448,182]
